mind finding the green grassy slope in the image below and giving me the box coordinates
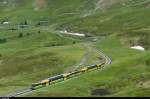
[60,1,150,34]
[57,0,150,50]
[26,35,150,97]
[0,0,149,97]
[0,27,88,94]
[0,0,97,25]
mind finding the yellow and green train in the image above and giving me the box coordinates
[30,57,106,90]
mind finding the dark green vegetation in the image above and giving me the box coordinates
[0,0,150,97]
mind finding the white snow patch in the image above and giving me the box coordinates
[59,30,85,37]
[3,1,7,4]
[131,46,145,51]
[3,21,9,25]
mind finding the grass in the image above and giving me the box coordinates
[0,27,89,95]
[0,0,150,97]
[24,34,150,97]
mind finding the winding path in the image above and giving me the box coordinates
[1,34,111,98]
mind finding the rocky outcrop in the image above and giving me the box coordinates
[32,0,47,10]
[96,0,122,11]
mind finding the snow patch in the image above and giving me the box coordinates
[59,30,85,37]
[2,21,9,25]
[131,46,145,51]
[3,1,7,4]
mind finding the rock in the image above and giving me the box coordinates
[91,88,111,96]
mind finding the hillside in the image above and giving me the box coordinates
[0,0,150,97]
[26,35,150,97]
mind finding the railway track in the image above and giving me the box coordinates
[5,88,32,98]
[1,42,111,98]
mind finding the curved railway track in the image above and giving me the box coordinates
[4,49,111,97]
[2,42,111,98]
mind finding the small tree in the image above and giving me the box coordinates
[73,41,76,44]
[38,30,41,34]
[26,33,30,36]
[0,38,7,43]
[51,43,56,46]
[18,33,23,38]
[37,22,41,26]
[24,20,28,25]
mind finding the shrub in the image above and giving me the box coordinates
[73,41,76,44]
[18,33,23,38]
[26,33,30,36]
[38,30,41,34]
[0,38,7,43]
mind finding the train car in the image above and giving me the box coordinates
[30,79,50,90]
[70,70,81,76]
[41,79,50,86]
[62,73,71,80]
[30,82,43,90]
[87,64,97,70]
[48,74,63,82]
[30,74,63,90]
[96,64,102,68]
[80,67,88,72]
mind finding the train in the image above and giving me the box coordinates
[30,58,106,90]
